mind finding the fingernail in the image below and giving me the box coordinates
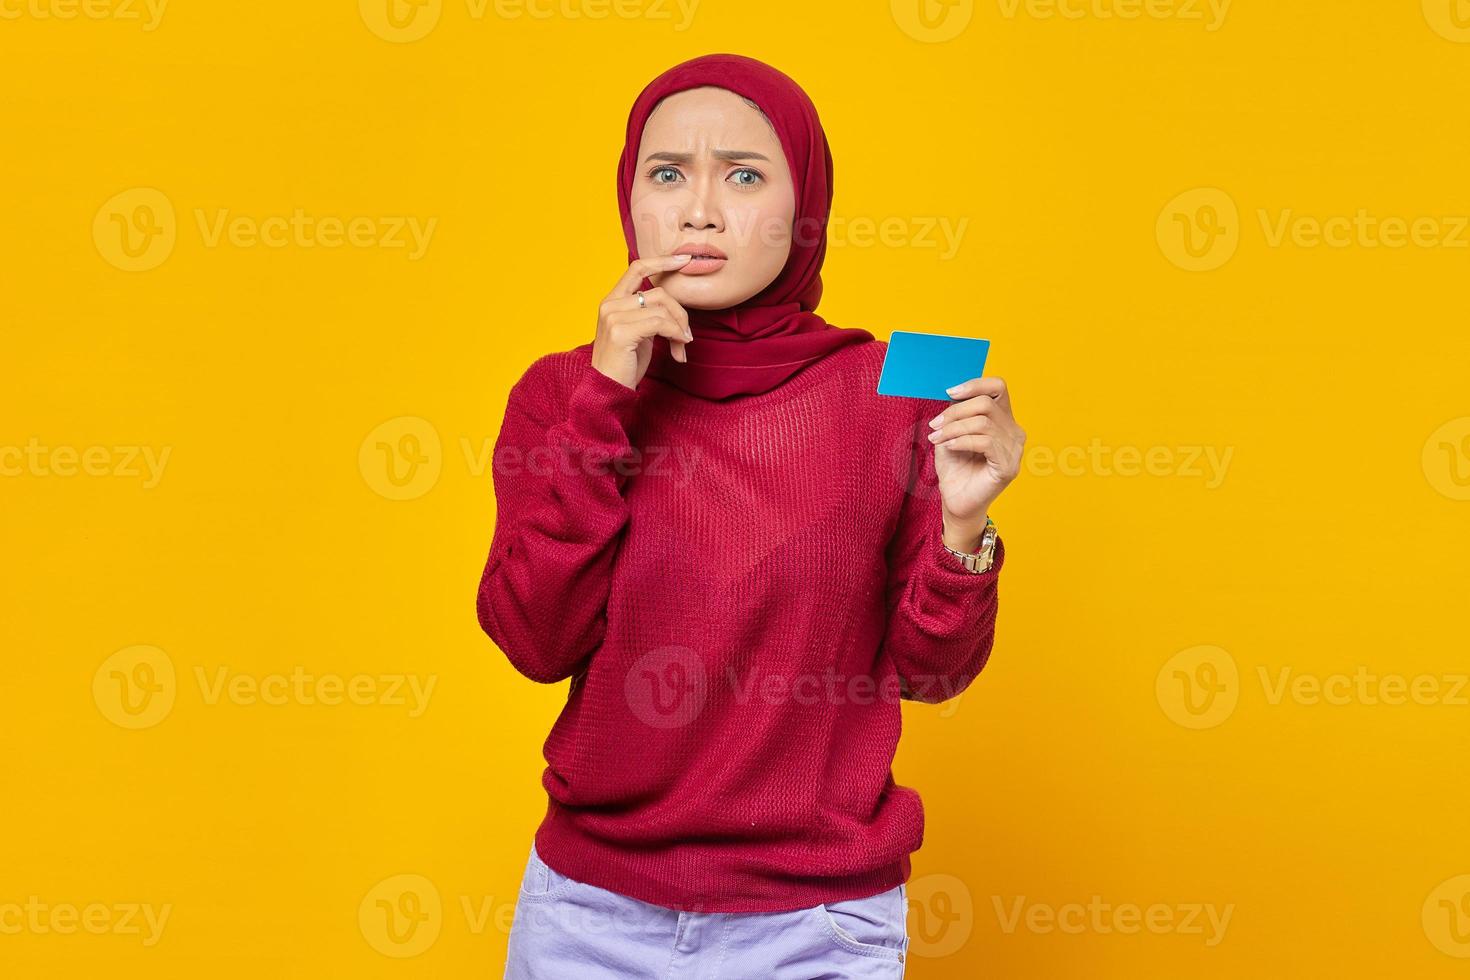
[684,330,693,341]
[927,430,942,442]
[945,384,962,396]
[929,414,945,429]
[672,253,692,262]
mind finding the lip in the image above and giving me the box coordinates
[671,242,729,275]
[673,242,729,260]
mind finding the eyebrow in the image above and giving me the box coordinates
[642,150,772,165]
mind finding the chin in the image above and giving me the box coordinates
[664,277,750,311]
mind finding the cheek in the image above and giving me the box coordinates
[628,192,674,255]
[739,200,794,271]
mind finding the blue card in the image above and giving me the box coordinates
[876,330,990,401]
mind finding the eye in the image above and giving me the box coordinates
[729,168,764,186]
[648,166,682,184]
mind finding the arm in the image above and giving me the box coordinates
[475,356,640,683]
[880,414,1006,704]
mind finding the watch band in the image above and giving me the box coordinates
[942,517,998,574]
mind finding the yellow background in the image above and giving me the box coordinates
[4,0,1469,976]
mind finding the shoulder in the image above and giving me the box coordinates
[824,338,932,425]
[842,337,889,369]
[494,345,601,431]
[820,337,889,391]
[510,344,596,403]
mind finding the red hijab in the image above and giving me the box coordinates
[616,53,874,401]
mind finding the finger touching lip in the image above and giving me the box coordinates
[673,255,728,275]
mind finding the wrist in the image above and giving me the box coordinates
[939,514,1000,574]
[941,511,990,553]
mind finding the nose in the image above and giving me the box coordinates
[678,172,724,235]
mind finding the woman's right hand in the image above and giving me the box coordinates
[592,255,694,390]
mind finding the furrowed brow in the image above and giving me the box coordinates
[643,149,773,165]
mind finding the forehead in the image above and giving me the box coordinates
[638,87,780,153]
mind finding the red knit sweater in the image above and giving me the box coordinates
[476,339,1005,914]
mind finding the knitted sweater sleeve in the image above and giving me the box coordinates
[880,410,1006,704]
[476,357,640,684]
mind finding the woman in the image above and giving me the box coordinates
[478,53,1024,978]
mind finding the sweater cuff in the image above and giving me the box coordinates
[926,510,1006,591]
[563,360,640,450]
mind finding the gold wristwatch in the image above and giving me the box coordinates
[942,516,998,574]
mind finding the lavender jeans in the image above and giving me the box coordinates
[503,840,910,979]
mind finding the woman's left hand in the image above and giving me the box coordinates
[926,377,1026,548]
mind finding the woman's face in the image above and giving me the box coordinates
[630,86,796,310]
